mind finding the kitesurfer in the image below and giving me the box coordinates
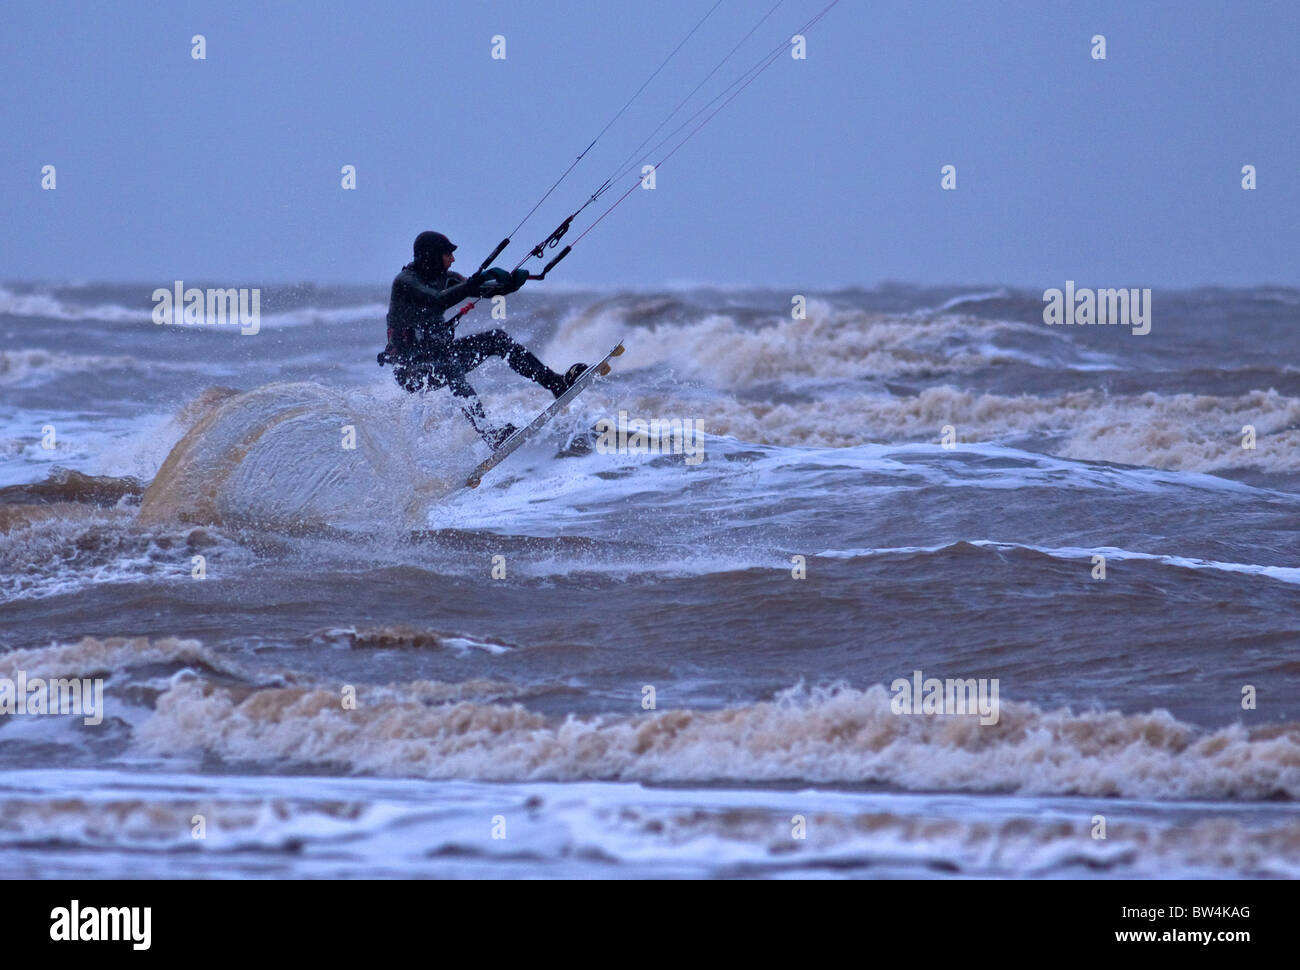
[378,231,587,448]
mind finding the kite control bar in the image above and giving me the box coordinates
[444,241,567,326]
[528,245,571,281]
[469,212,575,287]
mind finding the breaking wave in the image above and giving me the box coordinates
[604,383,1300,474]
[134,675,1300,801]
[137,382,475,531]
[541,297,1115,386]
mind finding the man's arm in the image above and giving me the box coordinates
[399,269,483,313]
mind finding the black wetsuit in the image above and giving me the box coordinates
[380,264,566,402]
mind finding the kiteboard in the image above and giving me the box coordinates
[465,339,625,488]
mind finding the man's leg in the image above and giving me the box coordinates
[391,350,503,446]
[437,364,516,448]
[449,330,569,398]
[392,356,437,394]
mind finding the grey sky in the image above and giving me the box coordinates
[2,0,1296,288]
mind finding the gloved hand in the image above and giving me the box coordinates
[501,268,530,295]
[473,266,522,296]
[462,271,486,298]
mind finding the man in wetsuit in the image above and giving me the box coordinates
[378,230,587,448]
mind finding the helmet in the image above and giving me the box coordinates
[413,231,457,262]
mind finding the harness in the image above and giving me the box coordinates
[377,267,460,367]
[377,324,446,367]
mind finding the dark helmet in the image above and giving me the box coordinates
[413,231,456,262]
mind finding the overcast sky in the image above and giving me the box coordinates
[2,0,1297,288]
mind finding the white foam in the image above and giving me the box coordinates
[819,539,1300,586]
